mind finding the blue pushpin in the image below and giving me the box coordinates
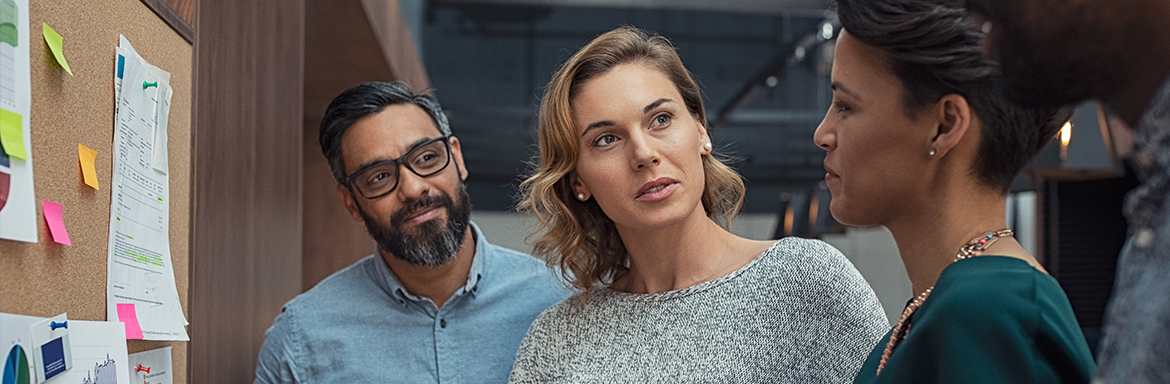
[143,81,158,89]
[50,320,67,330]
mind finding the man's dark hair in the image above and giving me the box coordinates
[835,0,1070,193]
[319,81,451,183]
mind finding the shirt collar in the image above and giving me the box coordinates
[463,222,486,297]
[374,221,487,303]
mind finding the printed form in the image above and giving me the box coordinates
[0,0,36,242]
[105,36,187,341]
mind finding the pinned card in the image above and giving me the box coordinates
[41,200,71,245]
[129,346,172,384]
[31,314,73,383]
[78,144,98,189]
[42,23,72,76]
[116,303,145,339]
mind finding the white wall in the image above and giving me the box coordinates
[822,227,909,325]
[469,211,542,255]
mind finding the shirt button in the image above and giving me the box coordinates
[1134,228,1154,248]
[440,319,447,328]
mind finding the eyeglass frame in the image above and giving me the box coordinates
[343,135,454,199]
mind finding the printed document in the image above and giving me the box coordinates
[105,36,187,341]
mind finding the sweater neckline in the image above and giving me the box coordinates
[594,239,782,302]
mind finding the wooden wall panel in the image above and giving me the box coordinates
[161,0,194,24]
[189,0,304,382]
[301,0,430,290]
[302,114,374,290]
[140,0,195,43]
[300,0,388,290]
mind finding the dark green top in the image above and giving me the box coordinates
[853,256,1096,384]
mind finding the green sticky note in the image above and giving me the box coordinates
[0,108,25,159]
[42,23,71,76]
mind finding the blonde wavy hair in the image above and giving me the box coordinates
[518,26,746,294]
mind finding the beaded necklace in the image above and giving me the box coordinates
[875,229,1014,375]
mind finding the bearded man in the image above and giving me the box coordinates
[255,81,570,384]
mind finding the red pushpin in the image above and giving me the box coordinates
[135,364,150,374]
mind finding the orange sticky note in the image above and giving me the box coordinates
[41,200,71,245]
[78,144,98,189]
[117,303,145,339]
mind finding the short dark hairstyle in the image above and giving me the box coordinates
[319,81,451,183]
[835,0,1070,193]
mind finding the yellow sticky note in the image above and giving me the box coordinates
[42,23,72,76]
[0,108,25,160]
[78,144,98,189]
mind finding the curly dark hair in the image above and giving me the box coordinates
[835,0,1071,192]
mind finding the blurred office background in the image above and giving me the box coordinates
[194,0,1136,381]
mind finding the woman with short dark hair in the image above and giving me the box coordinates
[817,0,1096,382]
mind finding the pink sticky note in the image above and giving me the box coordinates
[117,303,145,339]
[41,200,71,245]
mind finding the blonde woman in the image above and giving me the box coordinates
[508,26,888,383]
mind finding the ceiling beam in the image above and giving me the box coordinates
[711,18,835,130]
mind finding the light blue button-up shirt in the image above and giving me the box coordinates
[254,223,571,384]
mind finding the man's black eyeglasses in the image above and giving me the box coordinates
[345,136,452,199]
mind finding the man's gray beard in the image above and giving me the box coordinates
[357,184,472,267]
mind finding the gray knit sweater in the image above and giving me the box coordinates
[508,237,889,383]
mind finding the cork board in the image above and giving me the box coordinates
[0,0,191,381]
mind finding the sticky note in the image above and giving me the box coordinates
[78,144,98,189]
[116,304,145,339]
[41,200,71,246]
[0,108,24,159]
[42,23,72,76]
